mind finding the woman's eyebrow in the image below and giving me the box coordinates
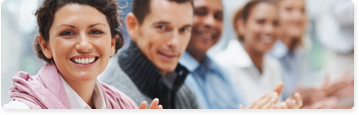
[55,24,76,29]
[89,23,107,28]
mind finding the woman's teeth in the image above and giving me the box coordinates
[72,58,96,64]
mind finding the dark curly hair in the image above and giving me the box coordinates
[33,0,124,64]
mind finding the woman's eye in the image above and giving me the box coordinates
[90,30,103,34]
[60,31,75,36]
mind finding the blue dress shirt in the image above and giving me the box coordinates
[179,51,246,109]
[269,40,303,100]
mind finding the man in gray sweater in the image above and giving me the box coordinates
[98,0,199,109]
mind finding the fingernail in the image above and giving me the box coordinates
[154,98,159,100]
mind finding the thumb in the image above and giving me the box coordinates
[273,81,284,95]
[138,101,147,109]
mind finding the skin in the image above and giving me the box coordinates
[238,2,279,73]
[126,0,193,76]
[188,0,301,109]
[277,0,307,51]
[186,0,223,62]
[278,0,353,109]
[235,2,303,109]
[39,4,160,109]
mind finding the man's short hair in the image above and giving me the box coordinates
[131,0,194,25]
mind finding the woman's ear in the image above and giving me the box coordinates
[38,35,53,59]
[235,19,243,36]
[238,19,246,34]
[126,13,139,42]
[111,35,117,56]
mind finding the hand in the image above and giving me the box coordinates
[274,92,303,109]
[239,92,279,109]
[321,73,354,97]
[138,98,163,109]
[295,86,326,106]
[301,96,338,109]
[239,82,284,109]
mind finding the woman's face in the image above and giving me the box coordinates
[278,0,307,39]
[241,3,279,54]
[42,4,116,82]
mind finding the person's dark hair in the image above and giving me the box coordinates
[34,0,125,64]
[131,0,194,25]
[233,0,277,42]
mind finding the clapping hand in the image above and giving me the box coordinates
[138,98,163,109]
[239,82,284,109]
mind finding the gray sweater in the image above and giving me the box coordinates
[98,42,199,109]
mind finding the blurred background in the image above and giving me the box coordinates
[1,0,354,107]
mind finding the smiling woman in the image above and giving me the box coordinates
[3,0,161,109]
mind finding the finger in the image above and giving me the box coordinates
[254,92,277,109]
[138,101,147,109]
[149,98,159,109]
[294,92,303,108]
[273,82,284,95]
[275,102,282,109]
[260,101,274,109]
[282,102,288,109]
[157,105,163,109]
[326,82,348,96]
[247,92,270,109]
[286,99,299,109]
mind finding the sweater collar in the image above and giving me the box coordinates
[118,41,190,108]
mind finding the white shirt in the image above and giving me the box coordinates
[215,39,282,104]
[3,75,106,109]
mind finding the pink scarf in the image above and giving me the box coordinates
[8,64,138,109]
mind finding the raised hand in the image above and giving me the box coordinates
[138,98,163,109]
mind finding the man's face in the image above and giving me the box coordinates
[132,0,193,75]
[186,0,223,56]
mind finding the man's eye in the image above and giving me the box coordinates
[90,30,103,34]
[180,28,189,33]
[157,26,166,30]
[60,31,75,36]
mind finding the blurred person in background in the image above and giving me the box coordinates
[316,0,354,109]
[269,0,353,109]
[210,0,302,109]
[99,0,200,109]
[180,0,293,109]
[3,0,161,109]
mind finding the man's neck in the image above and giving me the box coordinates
[187,49,206,63]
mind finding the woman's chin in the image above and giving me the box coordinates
[70,73,99,82]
